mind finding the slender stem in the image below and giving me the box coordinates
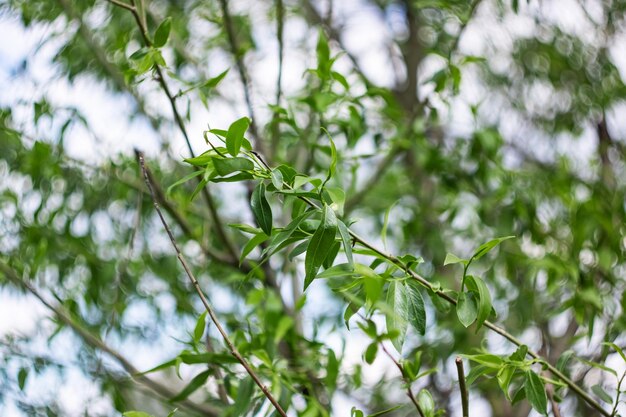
[380,343,426,417]
[0,261,220,417]
[136,151,288,417]
[106,0,241,264]
[610,370,626,416]
[455,357,469,417]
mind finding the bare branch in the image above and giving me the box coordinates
[455,357,469,417]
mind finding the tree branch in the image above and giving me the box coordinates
[136,150,289,417]
[455,357,469,417]
[0,261,221,417]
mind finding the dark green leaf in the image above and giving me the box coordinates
[405,281,426,335]
[240,232,269,264]
[213,157,254,176]
[365,342,378,364]
[524,370,547,415]
[232,377,255,416]
[304,205,338,289]
[18,367,28,390]
[251,183,272,235]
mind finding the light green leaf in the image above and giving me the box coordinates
[153,17,171,48]
[417,389,435,417]
[251,182,272,235]
[524,370,548,415]
[456,292,478,327]
[193,312,207,343]
[471,236,515,262]
[602,342,626,363]
[444,252,467,266]
[270,169,283,189]
[232,377,254,416]
[591,384,613,403]
[123,412,154,417]
[167,170,203,195]
[225,117,250,156]
[240,232,269,264]
[304,205,338,289]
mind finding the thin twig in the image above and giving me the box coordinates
[0,261,220,417]
[379,343,426,417]
[136,150,288,417]
[106,0,241,263]
[455,357,469,417]
[610,370,626,417]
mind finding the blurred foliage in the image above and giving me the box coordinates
[0,0,625,417]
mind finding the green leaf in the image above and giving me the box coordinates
[225,117,250,156]
[556,350,574,372]
[365,342,378,364]
[466,275,492,330]
[167,170,203,195]
[337,220,354,267]
[213,157,254,176]
[591,384,613,403]
[602,342,626,363]
[524,370,547,415]
[200,69,229,90]
[193,312,207,343]
[153,17,172,48]
[322,129,337,188]
[304,205,338,289]
[262,210,315,258]
[240,232,269,264]
[17,367,27,390]
[444,252,467,266]
[471,236,515,262]
[405,281,426,335]
[381,201,397,251]
[270,169,283,189]
[123,412,154,417]
[316,29,330,73]
[456,292,478,327]
[170,370,211,401]
[417,389,435,417]
[386,280,408,351]
[497,365,515,400]
[463,353,504,368]
[251,182,272,235]
[232,377,254,416]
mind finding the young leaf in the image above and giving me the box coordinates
[270,169,284,190]
[466,275,492,330]
[444,253,467,266]
[405,281,426,335]
[321,129,337,188]
[602,342,626,363]
[471,236,515,262]
[167,170,203,195]
[304,205,338,289]
[232,377,255,416]
[193,312,207,343]
[225,117,250,156]
[153,17,172,48]
[251,182,272,235]
[524,370,548,415]
[457,292,478,327]
[417,389,435,417]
